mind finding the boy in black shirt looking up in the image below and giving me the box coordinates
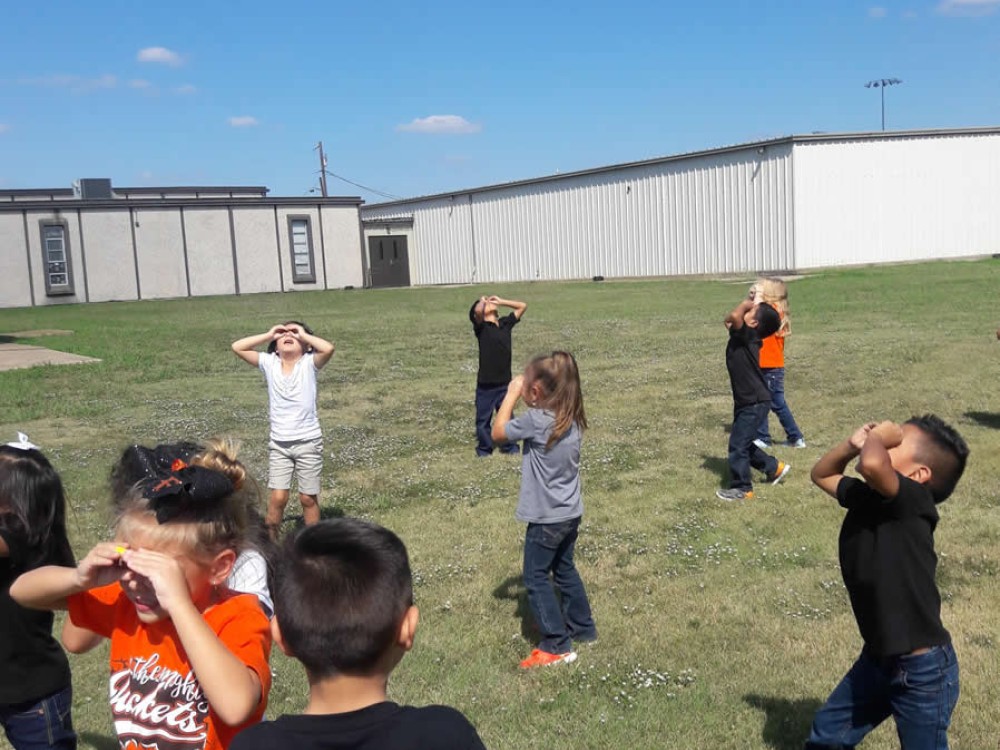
[469,295,527,456]
[230,519,486,750]
[806,415,968,750]
[717,292,789,501]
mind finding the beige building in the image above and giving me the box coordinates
[0,179,365,308]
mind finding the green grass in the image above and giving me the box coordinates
[2,259,1000,749]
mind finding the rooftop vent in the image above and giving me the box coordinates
[73,178,113,200]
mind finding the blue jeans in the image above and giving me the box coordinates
[523,518,597,654]
[475,383,520,456]
[0,685,76,750]
[757,368,804,443]
[729,402,779,491]
[805,643,959,750]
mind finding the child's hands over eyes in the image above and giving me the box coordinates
[870,421,903,449]
[507,375,524,399]
[120,549,193,615]
[269,324,287,339]
[76,543,128,590]
[849,422,877,451]
[285,324,303,337]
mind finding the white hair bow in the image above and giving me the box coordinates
[6,432,39,451]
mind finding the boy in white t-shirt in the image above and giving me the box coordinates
[233,321,335,539]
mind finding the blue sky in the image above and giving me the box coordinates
[1,0,998,203]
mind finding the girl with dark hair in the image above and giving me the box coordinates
[0,434,77,750]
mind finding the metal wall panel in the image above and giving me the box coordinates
[362,145,795,284]
[793,133,1000,268]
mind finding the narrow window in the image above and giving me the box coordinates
[287,216,316,283]
[39,221,75,296]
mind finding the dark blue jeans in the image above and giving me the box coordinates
[757,368,804,443]
[805,643,959,750]
[523,518,597,654]
[475,383,520,456]
[729,402,779,491]
[0,685,76,750]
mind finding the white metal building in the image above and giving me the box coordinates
[0,180,365,308]
[360,127,1000,286]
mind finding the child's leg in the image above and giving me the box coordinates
[266,490,290,540]
[550,518,597,642]
[294,437,324,526]
[523,522,573,655]
[0,684,76,750]
[767,368,804,442]
[805,650,892,748]
[756,370,776,443]
[474,385,497,456]
[492,388,520,455]
[889,644,959,750]
[729,404,771,490]
[267,440,295,538]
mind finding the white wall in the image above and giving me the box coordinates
[79,211,133,303]
[184,209,237,297]
[232,208,282,295]
[321,206,365,288]
[0,213,33,307]
[134,208,187,300]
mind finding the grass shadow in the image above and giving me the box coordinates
[700,454,730,487]
[492,573,538,642]
[0,335,15,344]
[79,732,119,750]
[964,411,1000,430]
[743,694,822,750]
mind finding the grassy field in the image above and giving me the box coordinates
[1,259,999,750]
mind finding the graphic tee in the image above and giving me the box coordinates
[258,352,322,441]
[68,584,272,750]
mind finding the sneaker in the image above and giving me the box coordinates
[752,439,772,450]
[768,461,791,484]
[782,438,807,448]
[519,649,578,669]
[716,488,753,501]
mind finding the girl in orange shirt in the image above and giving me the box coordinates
[12,439,271,750]
[753,278,806,449]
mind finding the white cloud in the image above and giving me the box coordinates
[937,0,1000,14]
[228,116,259,127]
[137,46,184,66]
[396,114,482,134]
[128,79,152,89]
[173,83,197,95]
[868,6,888,17]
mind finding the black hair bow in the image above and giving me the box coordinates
[122,444,233,523]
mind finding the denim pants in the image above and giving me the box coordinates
[475,383,520,456]
[729,402,779,491]
[523,518,597,654]
[0,685,76,750]
[805,643,959,750]
[757,367,804,443]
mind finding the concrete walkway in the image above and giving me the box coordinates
[0,341,101,372]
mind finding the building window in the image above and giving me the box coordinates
[287,216,316,283]
[39,221,75,296]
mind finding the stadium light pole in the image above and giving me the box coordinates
[864,78,903,131]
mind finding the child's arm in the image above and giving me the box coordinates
[231,326,283,367]
[10,542,126,610]
[122,549,262,726]
[724,299,755,330]
[61,620,106,654]
[490,296,527,320]
[491,376,524,444]
[288,324,336,370]
[855,421,904,498]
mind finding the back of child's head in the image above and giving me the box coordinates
[526,351,588,448]
[469,299,483,324]
[0,442,72,566]
[905,415,969,503]
[753,302,781,339]
[273,518,413,679]
[110,438,257,560]
[266,320,315,354]
[758,277,790,334]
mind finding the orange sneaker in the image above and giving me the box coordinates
[519,649,578,669]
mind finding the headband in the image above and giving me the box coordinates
[122,444,233,524]
[6,432,39,451]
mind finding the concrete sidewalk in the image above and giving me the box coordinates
[0,342,101,372]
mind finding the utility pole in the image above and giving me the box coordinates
[315,141,328,197]
[864,78,903,131]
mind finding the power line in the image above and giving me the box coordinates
[321,168,401,200]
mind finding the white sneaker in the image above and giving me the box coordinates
[783,438,807,448]
[752,439,771,451]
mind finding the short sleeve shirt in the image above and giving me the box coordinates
[472,313,519,386]
[837,474,950,656]
[68,585,272,750]
[259,352,322,441]
[505,408,583,524]
[725,323,770,408]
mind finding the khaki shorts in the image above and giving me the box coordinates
[268,436,324,495]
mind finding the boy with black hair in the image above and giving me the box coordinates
[716,293,790,501]
[469,295,527,456]
[230,518,486,750]
[805,415,969,749]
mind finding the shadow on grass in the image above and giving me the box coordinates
[492,573,538,643]
[700,454,730,487]
[964,411,1000,430]
[743,694,822,750]
[0,335,15,344]
[80,733,119,750]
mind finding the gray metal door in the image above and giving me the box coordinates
[368,236,411,288]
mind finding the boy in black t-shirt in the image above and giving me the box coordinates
[716,294,789,501]
[469,295,527,456]
[230,519,486,750]
[806,415,968,750]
